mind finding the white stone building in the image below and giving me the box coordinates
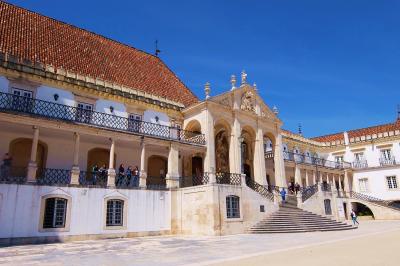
[0,2,399,245]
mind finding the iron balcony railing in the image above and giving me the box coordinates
[36,168,71,185]
[215,172,242,186]
[0,166,27,184]
[350,191,400,211]
[320,182,332,192]
[283,151,351,169]
[379,157,396,166]
[246,179,274,201]
[301,184,318,202]
[180,173,210,187]
[352,160,368,169]
[0,92,205,146]
[79,170,107,187]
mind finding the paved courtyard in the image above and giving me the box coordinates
[0,221,399,266]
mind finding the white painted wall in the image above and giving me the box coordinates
[36,86,75,106]
[143,110,170,126]
[0,76,9,93]
[0,184,171,239]
[95,99,128,118]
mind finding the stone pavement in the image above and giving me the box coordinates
[0,221,399,266]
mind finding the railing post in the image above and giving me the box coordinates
[27,126,39,183]
[166,143,180,188]
[70,132,80,185]
[240,173,246,187]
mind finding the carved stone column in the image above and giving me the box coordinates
[229,114,241,174]
[166,143,180,188]
[253,127,267,185]
[139,139,147,188]
[107,138,116,187]
[274,134,287,188]
[70,132,80,185]
[203,107,216,183]
[27,126,39,182]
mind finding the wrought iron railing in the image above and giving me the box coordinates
[264,151,274,159]
[379,157,396,166]
[246,179,274,201]
[0,166,27,184]
[79,170,107,187]
[352,160,368,169]
[350,191,400,211]
[301,184,318,202]
[115,173,140,189]
[0,92,205,145]
[36,168,71,185]
[146,183,168,190]
[320,182,331,192]
[215,172,242,185]
[180,173,210,187]
[283,151,351,169]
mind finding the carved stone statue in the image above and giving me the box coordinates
[240,91,255,113]
[215,131,229,172]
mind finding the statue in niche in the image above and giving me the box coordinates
[215,130,230,173]
[240,91,255,113]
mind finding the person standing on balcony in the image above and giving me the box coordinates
[280,188,287,203]
[126,166,132,186]
[1,153,12,180]
[133,166,140,187]
[351,209,359,226]
[117,164,125,186]
[91,164,99,185]
[98,164,107,184]
[294,182,301,195]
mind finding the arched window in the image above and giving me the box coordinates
[106,199,124,226]
[226,195,240,218]
[43,197,68,228]
[324,199,332,215]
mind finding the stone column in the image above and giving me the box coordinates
[70,132,80,185]
[139,139,147,188]
[203,107,216,183]
[274,134,287,187]
[27,126,39,182]
[253,127,267,185]
[229,114,241,174]
[312,170,317,185]
[338,174,344,196]
[107,138,116,187]
[305,170,310,187]
[343,170,351,196]
[294,165,301,185]
[166,143,180,188]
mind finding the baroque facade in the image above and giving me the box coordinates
[0,2,399,245]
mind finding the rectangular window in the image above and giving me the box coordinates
[12,87,33,98]
[226,195,240,218]
[381,149,392,161]
[354,152,364,161]
[43,198,67,228]
[76,102,93,123]
[358,178,369,192]
[386,176,398,189]
[335,156,344,162]
[128,113,142,132]
[106,199,124,226]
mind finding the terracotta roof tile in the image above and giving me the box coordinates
[311,132,344,143]
[0,1,198,107]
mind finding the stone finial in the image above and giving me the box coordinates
[272,105,279,115]
[205,82,211,99]
[230,75,236,91]
[253,82,257,91]
[241,70,247,85]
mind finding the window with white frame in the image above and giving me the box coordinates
[358,178,369,192]
[129,113,142,121]
[43,197,68,228]
[354,152,364,162]
[381,149,392,161]
[386,176,398,189]
[226,195,240,218]
[11,87,33,98]
[106,199,124,226]
[335,156,344,163]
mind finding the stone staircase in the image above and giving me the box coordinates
[248,195,355,233]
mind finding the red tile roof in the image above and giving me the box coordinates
[0,1,198,107]
[312,119,400,143]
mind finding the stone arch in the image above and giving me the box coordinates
[9,138,47,172]
[214,119,231,173]
[241,126,256,183]
[147,155,167,187]
[87,148,116,173]
[185,119,202,134]
[351,202,375,219]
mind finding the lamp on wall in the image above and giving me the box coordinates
[53,94,59,101]
[109,106,114,113]
[155,116,159,123]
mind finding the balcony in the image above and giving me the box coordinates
[379,157,397,166]
[352,160,368,169]
[283,151,351,169]
[0,92,205,146]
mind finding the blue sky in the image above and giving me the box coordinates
[7,0,400,137]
